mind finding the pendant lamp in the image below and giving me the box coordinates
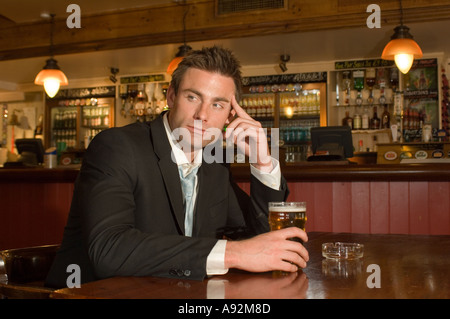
[34,14,68,98]
[167,1,192,75]
[167,44,192,75]
[381,1,422,74]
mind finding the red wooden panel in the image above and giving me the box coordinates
[313,182,333,232]
[287,182,316,231]
[428,182,450,235]
[0,182,74,250]
[389,182,410,234]
[409,182,429,234]
[370,182,390,234]
[351,182,370,233]
[332,182,352,233]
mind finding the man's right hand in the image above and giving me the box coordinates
[224,227,309,273]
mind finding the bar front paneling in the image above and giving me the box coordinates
[0,168,77,250]
[1,163,450,250]
[234,163,450,235]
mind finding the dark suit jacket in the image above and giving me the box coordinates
[45,114,289,288]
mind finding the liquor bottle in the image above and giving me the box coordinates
[390,68,399,92]
[366,68,376,105]
[370,106,380,130]
[381,105,391,128]
[353,111,362,130]
[403,107,410,130]
[353,70,364,106]
[342,111,353,128]
[362,107,370,130]
[353,70,365,91]
[341,71,351,105]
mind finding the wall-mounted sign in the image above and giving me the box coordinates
[335,59,394,70]
[242,72,327,86]
[52,86,116,99]
[120,74,166,84]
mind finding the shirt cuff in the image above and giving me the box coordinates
[250,158,281,190]
[206,240,229,275]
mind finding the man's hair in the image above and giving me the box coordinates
[170,46,243,101]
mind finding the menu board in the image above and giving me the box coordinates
[403,58,439,135]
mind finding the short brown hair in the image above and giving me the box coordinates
[170,46,243,101]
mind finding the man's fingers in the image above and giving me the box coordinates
[231,95,252,120]
[277,227,309,243]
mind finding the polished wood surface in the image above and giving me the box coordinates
[51,232,450,299]
[0,167,79,183]
[2,0,450,61]
[231,163,450,182]
[3,162,450,183]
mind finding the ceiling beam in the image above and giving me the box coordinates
[1,0,449,62]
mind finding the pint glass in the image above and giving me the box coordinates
[269,202,306,243]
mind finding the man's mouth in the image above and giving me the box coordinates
[187,125,205,136]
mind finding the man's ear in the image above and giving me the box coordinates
[166,85,175,109]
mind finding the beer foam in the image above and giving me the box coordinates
[269,206,306,212]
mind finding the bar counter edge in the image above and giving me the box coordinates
[2,162,450,183]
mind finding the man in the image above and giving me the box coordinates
[45,46,309,288]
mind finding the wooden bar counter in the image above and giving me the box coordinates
[50,232,450,299]
[1,162,450,250]
[0,167,79,250]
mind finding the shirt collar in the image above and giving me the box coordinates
[162,113,202,175]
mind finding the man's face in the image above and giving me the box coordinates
[167,68,235,149]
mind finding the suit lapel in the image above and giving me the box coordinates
[150,115,185,235]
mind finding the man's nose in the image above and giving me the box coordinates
[194,102,209,121]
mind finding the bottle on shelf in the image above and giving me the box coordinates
[341,71,351,105]
[381,104,391,129]
[361,107,370,130]
[403,107,410,130]
[370,106,380,130]
[342,111,353,128]
[353,111,362,130]
[390,68,399,92]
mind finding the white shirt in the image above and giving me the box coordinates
[162,113,281,275]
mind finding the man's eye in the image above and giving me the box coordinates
[213,103,224,109]
[187,95,197,101]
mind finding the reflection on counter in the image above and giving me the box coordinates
[322,258,363,280]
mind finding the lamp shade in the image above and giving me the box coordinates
[34,58,68,98]
[166,44,192,75]
[381,25,423,74]
[167,56,184,75]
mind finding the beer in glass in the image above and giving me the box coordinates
[269,202,306,243]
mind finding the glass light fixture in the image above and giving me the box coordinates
[34,58,68,98]
[167,44,192,75]
[34,14,68,98]
[381,2,422,74]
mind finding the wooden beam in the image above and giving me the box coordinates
[0,0,449,61]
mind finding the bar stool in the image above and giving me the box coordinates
[0,244,59,299]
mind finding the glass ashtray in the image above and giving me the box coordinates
[322,242,364,260]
